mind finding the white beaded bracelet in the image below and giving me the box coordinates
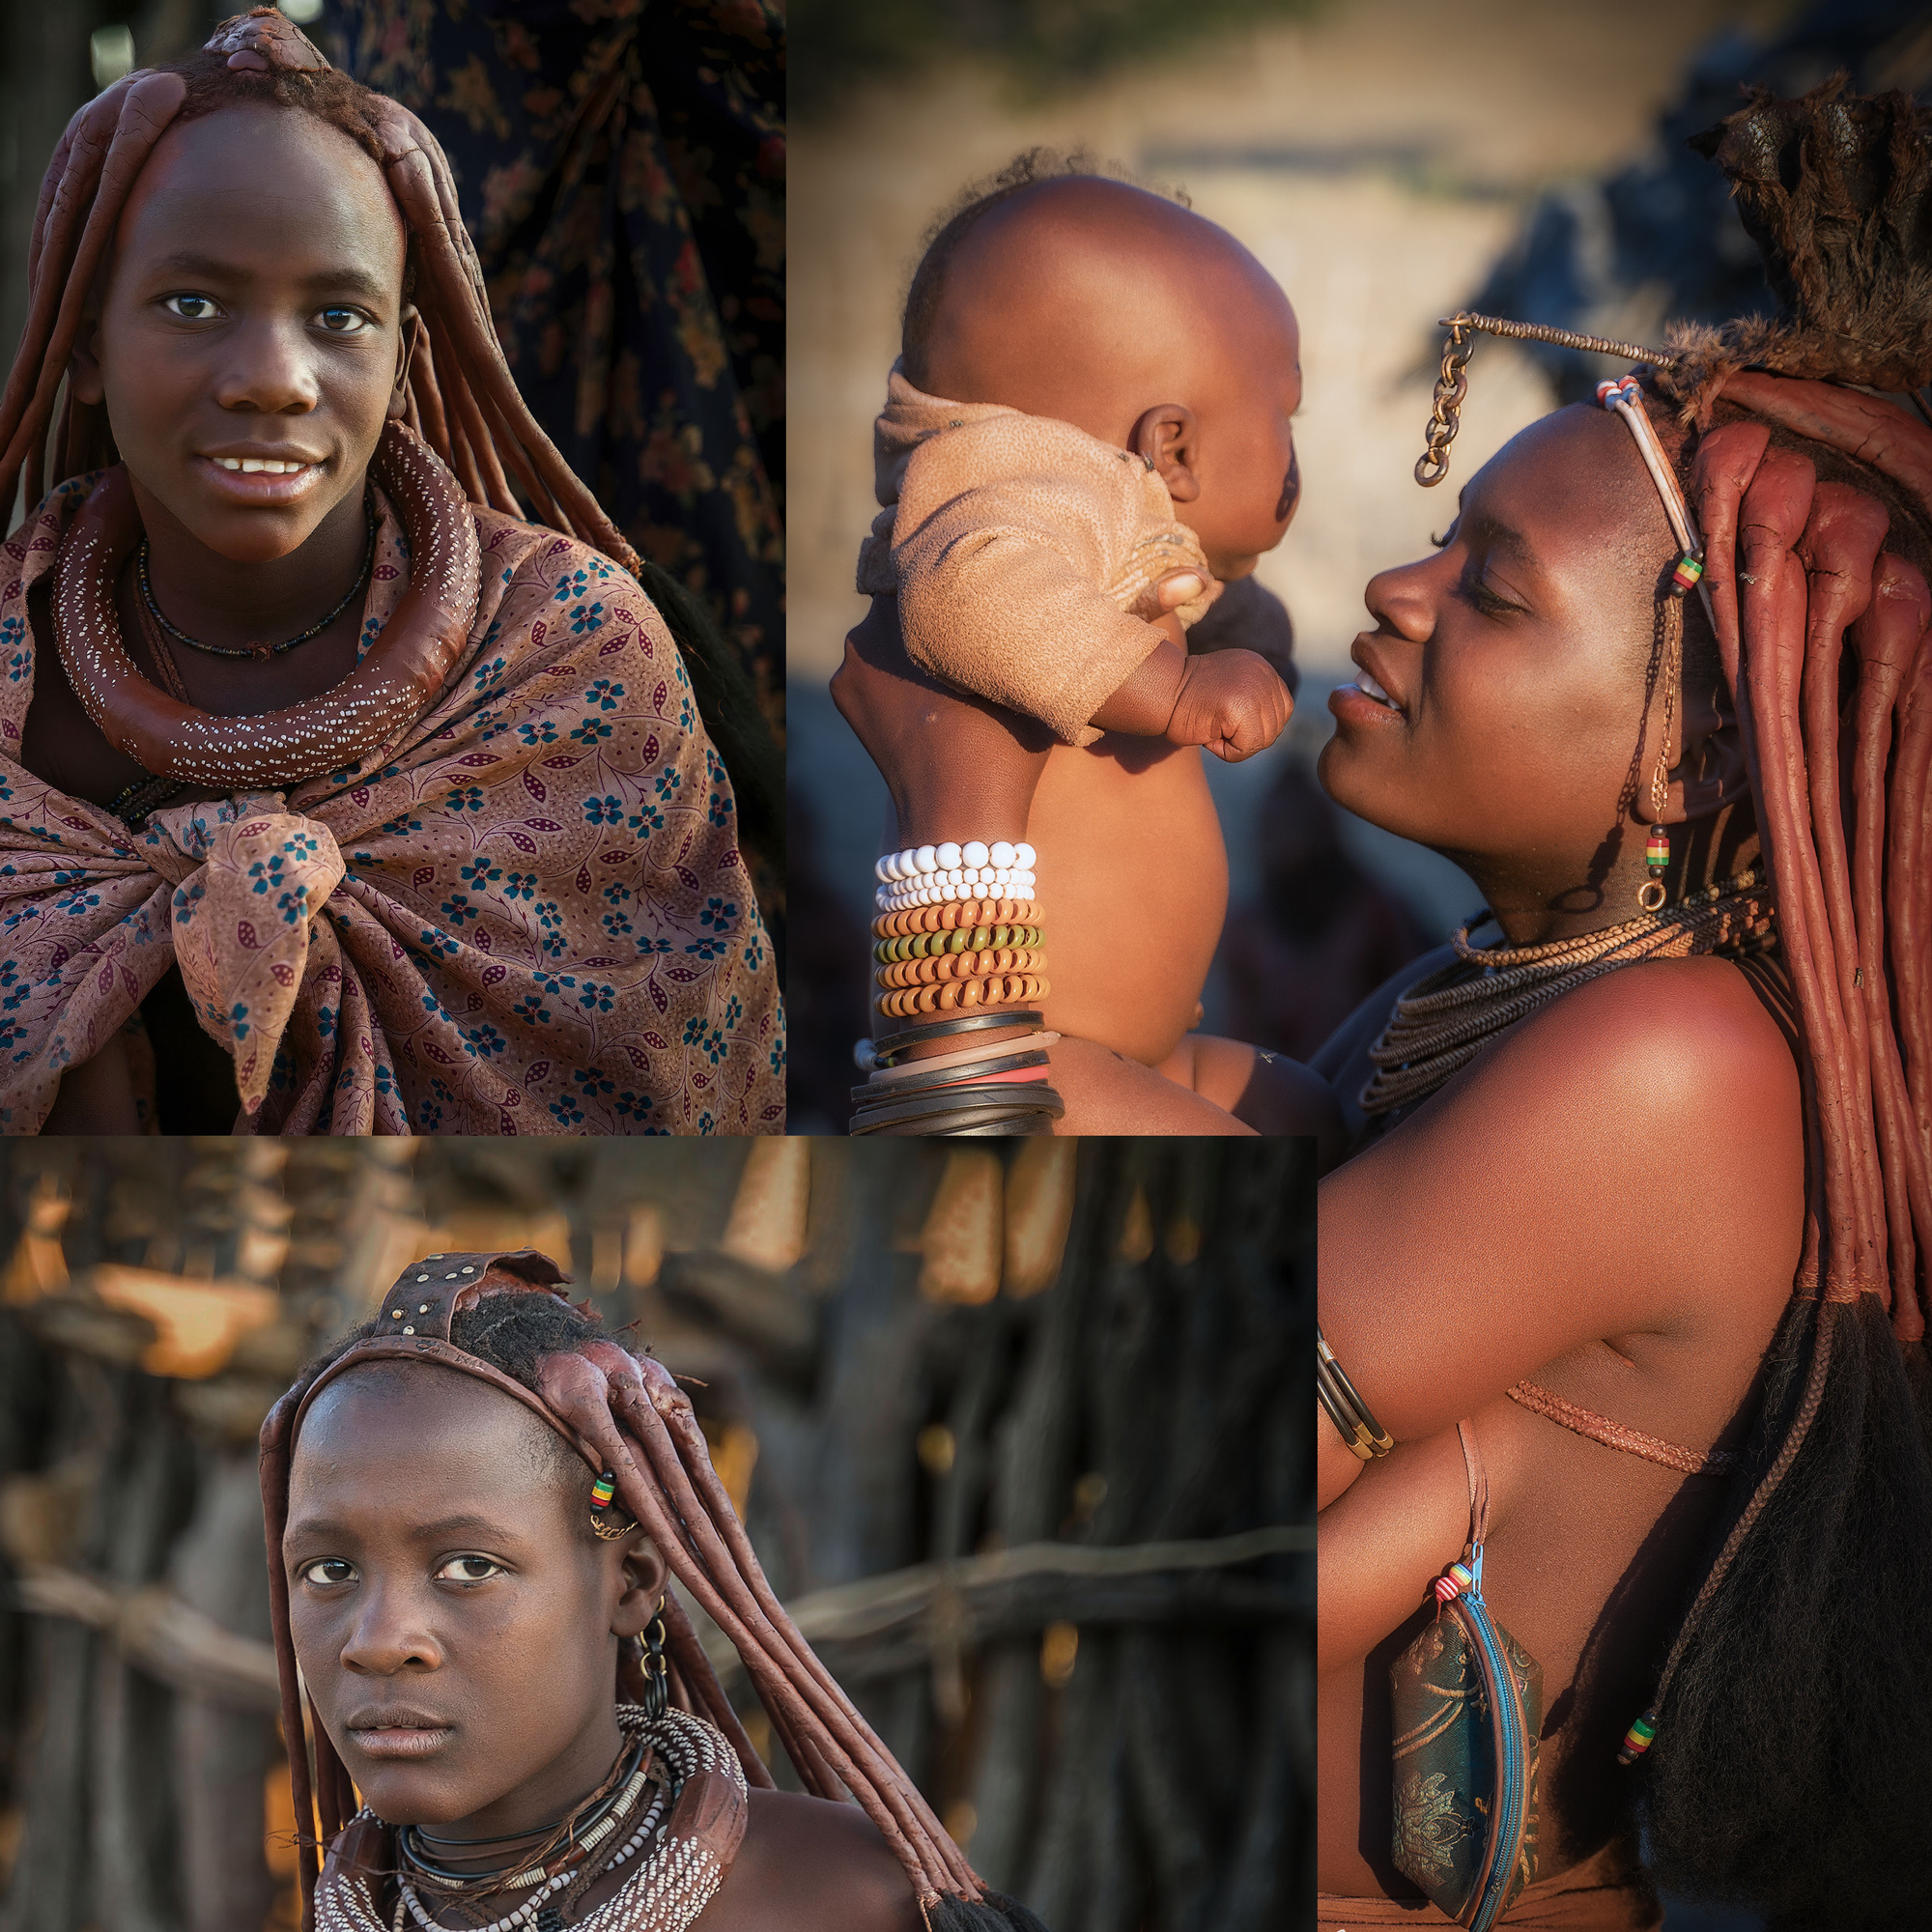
[873,838,1037,912]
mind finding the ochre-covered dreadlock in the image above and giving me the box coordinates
[0,8,639,574]
[1406,77,1932,1921]
[262,1251,1048,1932]
[1611,80,1932,1923]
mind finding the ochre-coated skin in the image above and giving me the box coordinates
[286,1367,917,1931]
[915,178,1302,585]
[1313,407,1809,1899]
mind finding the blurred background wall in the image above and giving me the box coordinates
[784,0,1932,1128]
[0,1138,1310,1932]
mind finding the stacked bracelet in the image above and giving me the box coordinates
[1316,1325,1394,1461]
[875,839,1037,912]
[870,888,1047,1023]
[855,843,1056,1135]
[849,1012,1065,1137]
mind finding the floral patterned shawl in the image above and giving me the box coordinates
[0,480,784,1134]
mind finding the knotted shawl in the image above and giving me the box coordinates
[0,482,784,1134]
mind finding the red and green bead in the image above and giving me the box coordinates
[1618,1710,1659,1763]
[591,1470,618,1511]
[1669,553,1704,598]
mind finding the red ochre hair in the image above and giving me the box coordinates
[262,1251,1040,1932]
[0,7,639,578]
[1584,81,1932,1922]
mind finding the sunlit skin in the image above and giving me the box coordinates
[834,179,1338,1139]
[27,102,411,1131]
[286,1367,919,1931]
[1319,405,1750,941]
[1309,407,1806,1899]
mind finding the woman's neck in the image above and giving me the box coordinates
[1449,804,1764,949]
[128,473,371,655]
[413,1709,631,1865]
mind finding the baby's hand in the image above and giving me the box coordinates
[1165,648,1291,761]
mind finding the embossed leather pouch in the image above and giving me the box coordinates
[1389,1420,1542,1932]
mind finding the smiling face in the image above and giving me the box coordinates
[1319,404,1687,902]
[284,1363,663,1834]
[71,101,409,566]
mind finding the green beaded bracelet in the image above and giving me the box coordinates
[875,924,1041,963]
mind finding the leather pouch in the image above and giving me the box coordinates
[1389,1420,1542,1932]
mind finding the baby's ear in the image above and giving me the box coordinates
[1130,403,1201,503]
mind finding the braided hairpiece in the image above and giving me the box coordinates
[1406,81,1932,1781]
[0,8,639,578]
[261,1253,1040,1932]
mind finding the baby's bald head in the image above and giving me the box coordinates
[900,164,1303,579]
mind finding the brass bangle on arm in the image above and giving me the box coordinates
[1316,1324,1394,1461]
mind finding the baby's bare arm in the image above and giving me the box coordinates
[1088,585,1292,760]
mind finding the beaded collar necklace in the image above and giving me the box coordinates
[1361,867,1776,1119]
[134,495,377,662]
[396,1731,648,1892]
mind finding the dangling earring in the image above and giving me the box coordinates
[590,1469,632,1540]
[1639,580,1691,913]
[641,1598,669,1722]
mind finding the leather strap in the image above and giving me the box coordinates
[1455,1418,1491,1549]
[289,1250,605,1473]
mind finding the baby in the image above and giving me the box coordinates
[835,162,1336,1138]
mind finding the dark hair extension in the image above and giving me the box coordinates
[1594,83,1932,1921]
[899,147,1188,385]
[1638,1299,1932,1923]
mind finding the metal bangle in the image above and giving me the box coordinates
[849,1049,1051,1105]
[1316,1324,1394,1458]
[850,1087,1065,1136]
[872,1009,1045,1063]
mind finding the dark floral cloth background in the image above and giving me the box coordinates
[326,0,784,725]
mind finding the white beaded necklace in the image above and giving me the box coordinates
[317,1709,747,1932]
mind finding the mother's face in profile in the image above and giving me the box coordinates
[1320,404,1685,879]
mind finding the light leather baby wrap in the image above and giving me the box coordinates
[855,361,1221,747]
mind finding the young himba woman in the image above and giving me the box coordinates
[0,10,781,1136]
[269,1249,1047,1932]
[833,160,1340,1139]
[1311,83,1932,1929]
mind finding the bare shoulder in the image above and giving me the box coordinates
[696,1787,923,1932]
[1499,952,1801,1131]
[1321,952,1804,1422]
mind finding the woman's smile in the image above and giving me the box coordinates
[194,444,329,506]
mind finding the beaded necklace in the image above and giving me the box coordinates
[1360,867,1776,1119]
[135,495,376,662]
[395,1733,649,1898]
[316,1707,748,1932]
